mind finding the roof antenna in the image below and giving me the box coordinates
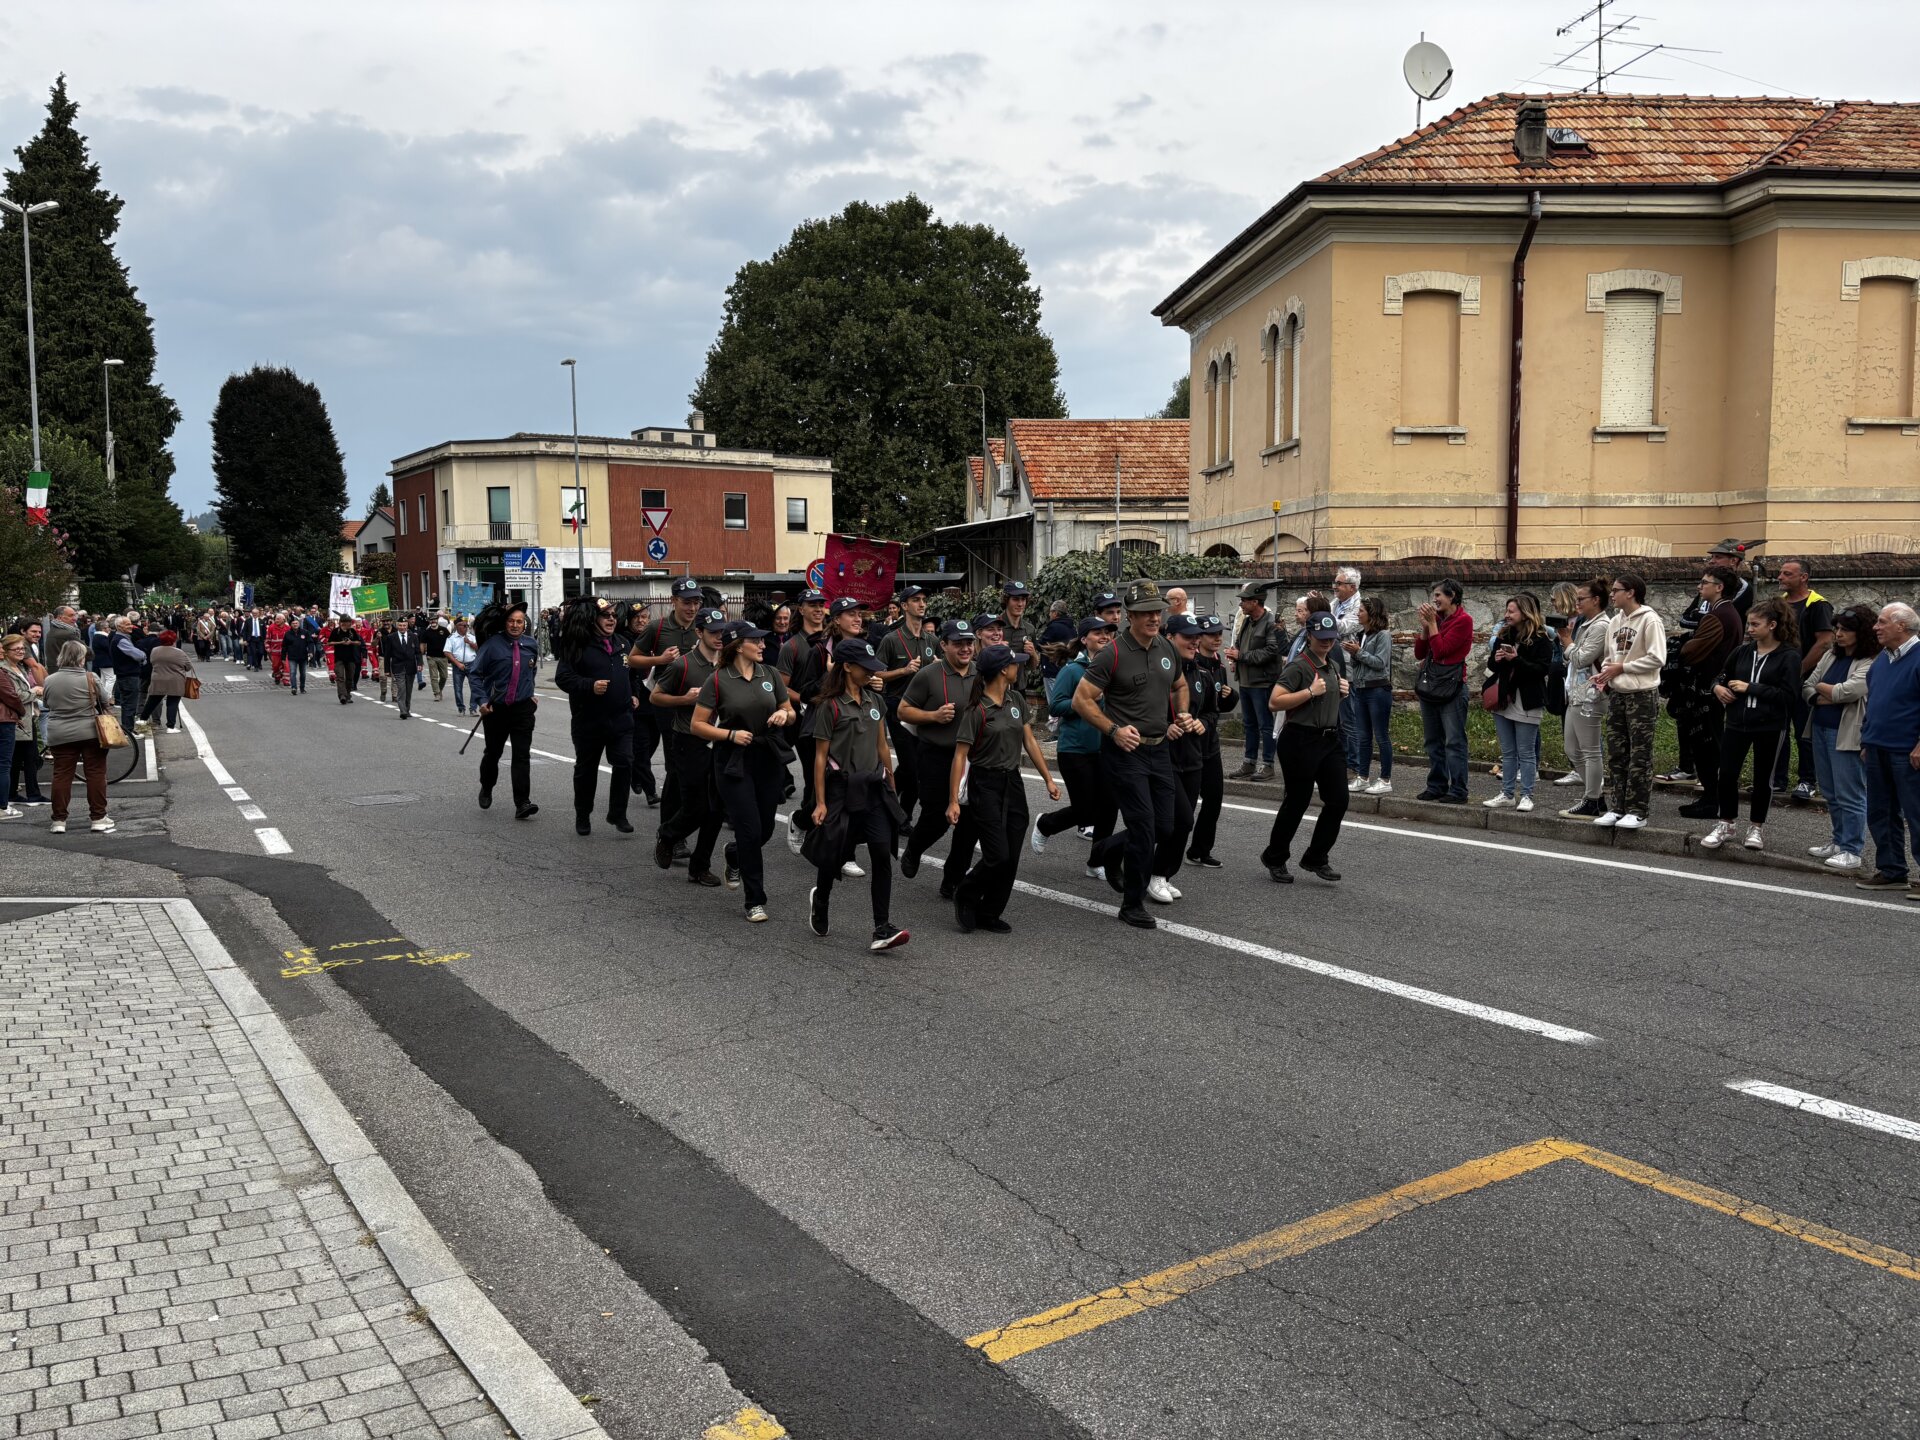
[1403,34,1453,129]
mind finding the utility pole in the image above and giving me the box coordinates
[1110,452,1123,582]
[103,358,124,487]
[0,198,58,477]
[562,358,584,598]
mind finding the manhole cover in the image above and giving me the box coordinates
[347,792,420,806]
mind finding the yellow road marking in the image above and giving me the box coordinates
[968,1136,1920,1365]
[703,1408,786,1439]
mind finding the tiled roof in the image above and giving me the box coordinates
[966,439,1007,503]
[1316,94,1920,188]
[1008,419,1190,501]
[341,519,366,541]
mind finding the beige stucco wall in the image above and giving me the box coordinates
[1182,213,1920,562]
[771,471,833,572]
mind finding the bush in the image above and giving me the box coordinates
[78,579,128,615]
[1031,549,1243,620]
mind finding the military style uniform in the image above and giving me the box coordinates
[952,691,1033,930]
[1262,630,1349,879]
[900,643,978,895]
[877,616,940,820]
[653,628,723,874]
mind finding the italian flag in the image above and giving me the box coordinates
[25,470,49,527]
[567,494,584,532]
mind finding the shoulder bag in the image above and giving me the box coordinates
[1414,656,1464,704]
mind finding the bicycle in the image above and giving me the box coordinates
[107,731,147,784]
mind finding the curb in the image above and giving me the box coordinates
[160,898,610,1440]
[1214,778,1847,881]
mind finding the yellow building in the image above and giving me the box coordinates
[1155,93,1920,563]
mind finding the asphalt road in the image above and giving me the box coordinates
[7,658,1919,1439]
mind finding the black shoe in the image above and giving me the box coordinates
[643,791,659,808]
[938,882,957,901]
[1267,864,1294,884]
[654,834,674,869]
[1187,853,1224,868]
[1415,789,1443,801]
[1790,781,1816,805]
[809,886,829,937]
[673,842,691,863]
[1118,906,1156,929]
[606,816,635,834]
[1102,855,1126,897]
[954,892,976,933]
[1436,794,1467,805]
[870,926,910,952]
[900,849,920,880]
[479,788,493,810]
[690,870,722,889]
[514,803,539,821]
[1676,800,1719,819]
[575,817,592,836]
[978,917,1012,934]
[1306,863,1341,883]
[1559,798,1606,819]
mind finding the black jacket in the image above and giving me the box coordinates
[556,638,635,733]
[381,629,424,672]
[1184,654,1235,760]
[1718,642,1802,733]
[1486,628,1553,712]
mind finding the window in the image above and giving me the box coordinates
[442,569,452,602]
[1600,290,1660,427]
[1205,360,1220,464]
[421,572,431,606]
[786,496,808,532]
[561,486,588,527]
[1854,277,1917,418]
[724,493,748,529]
[1204,354,1234,468]
[401,572,411,608]
[1400,290,1461,426]
[416,495,425,531]
[487,486,512,542]
[1265,315,1301,448]
[440,489,449,526]
[398,502,407,536]
[641,488,666,511]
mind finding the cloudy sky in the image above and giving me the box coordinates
[1,0,1910,515]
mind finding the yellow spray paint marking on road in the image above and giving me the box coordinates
[279,937,470,979]
[967,1137,1920,1365]
[702,1407,786,1440]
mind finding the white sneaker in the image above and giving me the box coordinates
[1515,796,1534,813]
[1347,776,1369,793]
[1146,876,1175,904]
[1484,793,1515,809]
[786,812,803,856]
[48,820,65,834]
[1614,814,1647,830]
[840,860,865,879]
[1701,821,1733,849]
[1085,865,1105,881]
[1030,821,1047,856]
[0,806,21,820]
[1744,824,1764,850]
[1593,811,1621,827]
[1824,851,1862,871]
[165,726,180,734]
[90,817,116,833]
[1365,778,1392,796]
[1164,881,1182,900]
[1077,826,1095,841]
[1808,843,1839,858]
[1553,772,1583,786]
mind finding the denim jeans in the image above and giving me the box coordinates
[0,721,15,807]
[1862,743,1920,881]
[1810,726,1865,856]
[1353,685,1393,779]
[1419,690,1469,799]
[1493,714,1540,798]
[1239,684,1274,763]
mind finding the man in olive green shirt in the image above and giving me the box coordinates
[1261,611,1351,885]
[877,585,939,823]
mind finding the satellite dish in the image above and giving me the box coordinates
[1403,40,1454,102]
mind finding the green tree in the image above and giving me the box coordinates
[366,481,391,517]
[115,478,200,585]
[0,480,74,618]
[0,424,113,576]
[0,78,182,497]
[186,532,231,600]
[1152,375,1190,420]
[357,550,397,589]
[211,364,348,593]
[692,195,1066,540]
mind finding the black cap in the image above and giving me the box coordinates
[1165,613,1201,637]
[897,584,926,602]
[828,596,861,616]
[1092,589,1121,611]
[1002,580,1030,598]
[832,638,880,667]
[939,619,977,643]
[798,588,827,605]
[1196,614,1224,635]
[1077,616,1117,638]
[971,612,1002,633]
[1306,611,1339,638]
[976,644,1030,678]
[696,608,730,632]
[723,620,770,644]
[670,577,701,597]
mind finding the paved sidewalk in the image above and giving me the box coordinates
[0,902,572,1440]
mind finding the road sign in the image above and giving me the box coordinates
[513,547,547,572]
[642,507,672,533]
[807,559,827,590]
[646,536,669,562]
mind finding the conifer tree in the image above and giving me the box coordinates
[212,365,348,599]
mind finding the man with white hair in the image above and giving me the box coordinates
[46,605,82,659]
[1856,601,1920,900]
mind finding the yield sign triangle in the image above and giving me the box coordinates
[642,507,672,533]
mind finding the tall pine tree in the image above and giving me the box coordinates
[212,365,348,601]
[0,77,182,500]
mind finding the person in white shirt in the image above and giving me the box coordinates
[443,618,480,715]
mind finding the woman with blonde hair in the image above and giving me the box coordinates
[1483,592,1553,812]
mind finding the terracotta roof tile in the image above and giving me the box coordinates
[965,438,1007,497]
[341,519,366,541]
[1767,101,1920,171]
[1007,419,1190,501]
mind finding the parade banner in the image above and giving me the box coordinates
[449,580,493,617]
[350,583,390,615]
[233,581,254,609]
[328,573,360,618]
[820,533,901,610]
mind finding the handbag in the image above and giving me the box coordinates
[1414,658,1464,704]
[185,677,202,700]
[96,711,130,749]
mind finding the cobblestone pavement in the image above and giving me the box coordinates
[1,902,513,1440]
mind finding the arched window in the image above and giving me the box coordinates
[1265,317,1301,448]
[1215,354,1234,466]
[1203,543,1241,559]
[1205,359,1221,466]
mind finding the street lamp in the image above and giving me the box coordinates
[561,358,584,599]
[945,379,992,517]
[102,359,124,487]
[0,197,59,475]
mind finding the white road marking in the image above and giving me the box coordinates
[179,708,237,786]
[222,786,250,802]
[254,827,292,855]
[1727,1080,1920,1144]
[179,707,289,855]
[237,804,267,822]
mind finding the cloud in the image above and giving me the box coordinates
[131,86,229,117]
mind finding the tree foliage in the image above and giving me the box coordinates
[0,423,198,585]
[1029,548,1242,620]
[0,480,74,618]
[212,364,348,601]
[366,482,391,517]
[692,195,1066,541]
[0,78,182,499]
[356,550,396,588]
[1152,375,1190,420]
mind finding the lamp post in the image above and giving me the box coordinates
[561,358,584,599]
[945,380,992,516]
[0,197,59,474]
[102,358,124,487]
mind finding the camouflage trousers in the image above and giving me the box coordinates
[1604,688,1660,819]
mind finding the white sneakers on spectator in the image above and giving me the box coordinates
[1702,821,1733,848]
[1553,772,1583,786]
[1824,851,1862,870]
[1030,821,1047,855]
[1593,811,1621,826]
[1484,794,1515,809]
[1614,814,1647,830]
[1364,779,1391,796]
[1146,877,1175,904]
[1516,796,1534,813]
[48,820,65,833]
[0,806,20,820]
[1347,776,1369,793]
[1808,843,1839,857]
[1085,864,1105,881]
[1744,824,1764,850]
[841,860,865,878]
[91,818,115,833]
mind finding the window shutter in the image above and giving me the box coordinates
[1287,318,1302,443]
[1600,291,1658,426]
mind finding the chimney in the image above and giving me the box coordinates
[687,409,705,431]
[1514,99,1549,163]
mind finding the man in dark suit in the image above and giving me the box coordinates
[381,619,424,719]
[245,609,266,669]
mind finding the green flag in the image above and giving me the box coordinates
[351,584,390,615]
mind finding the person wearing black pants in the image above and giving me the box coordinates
[1032,616,1119,866]
[1148,614,1210,904]
[1185,614,1234,867]
[554,596,636,837]
[652,609,728,875]
[692,621,796,922]
[1700,600,1801,853]
[1262,612,1351,883]
[804,639,910,951]
[899,621,981,898]
[876,585,939,827]
[947,645,1059,934]
[786,596,867,858]
[635,580,708,823]
[620,604,661,807]
[470,605,541,820]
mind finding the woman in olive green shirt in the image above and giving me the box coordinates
[691,621,795,922]
[804,639,910,952]
[945,644,1060,935]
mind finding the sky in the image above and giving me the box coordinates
[1,0,1912,516]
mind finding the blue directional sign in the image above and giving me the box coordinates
[646,536,669,562]
[515,547,547,572]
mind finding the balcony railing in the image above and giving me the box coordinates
[442,522,539,547]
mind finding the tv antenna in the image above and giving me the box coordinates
[1403,35,1453,129]
[1540,2,1715,92]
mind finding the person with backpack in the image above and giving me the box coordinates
[803,639,909,952]
[946,644,1060,934]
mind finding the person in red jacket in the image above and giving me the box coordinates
[1413,577,1474,802]
[265,616,288,687]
